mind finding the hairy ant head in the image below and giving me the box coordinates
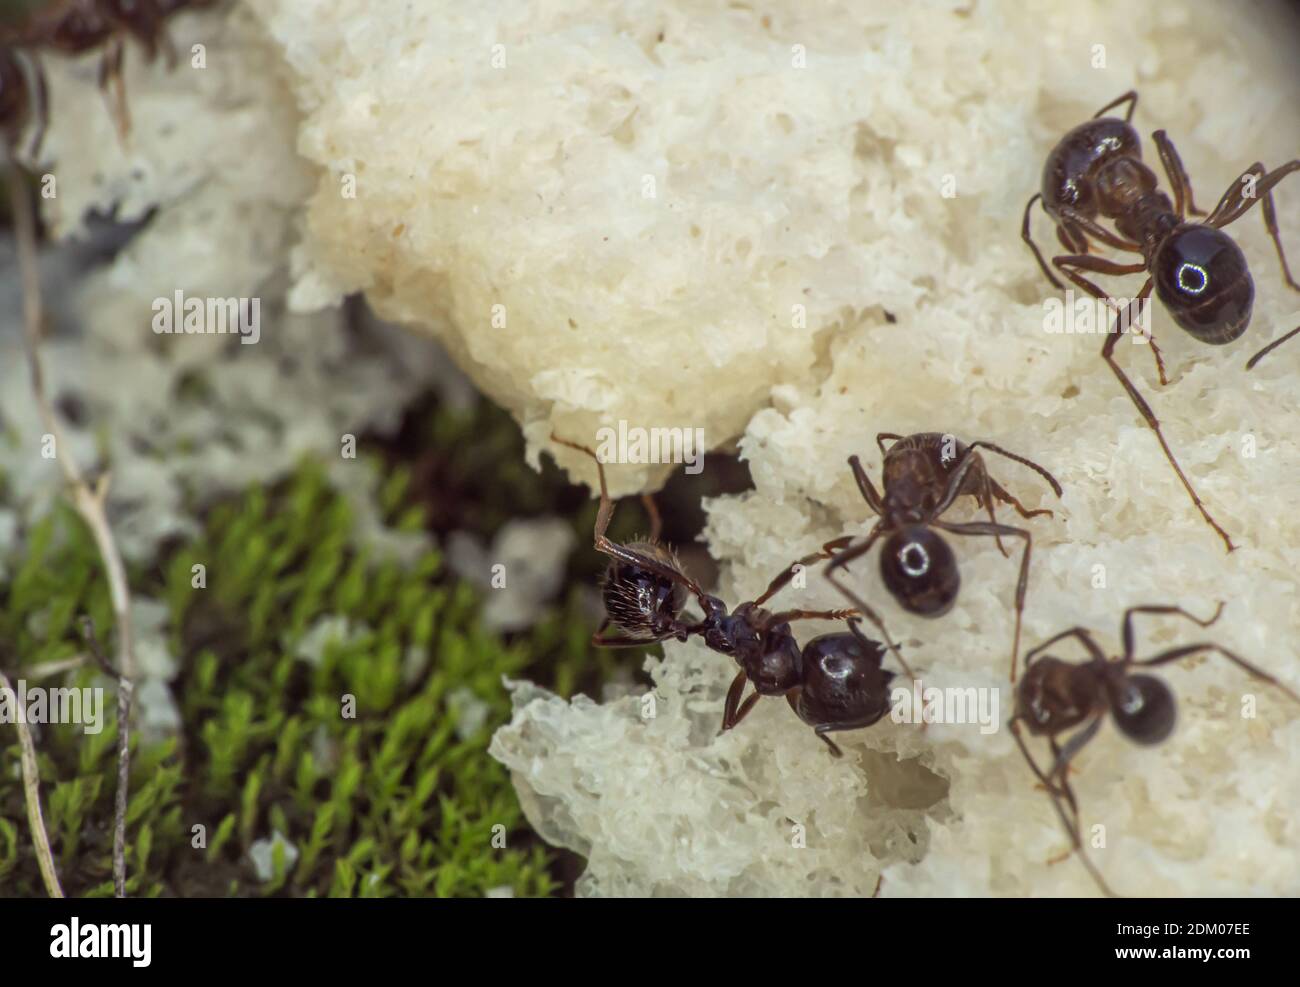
[1153,225,1253,344]
[1108,672,1177,745]
[601,541,690,640]
[879,525,959,616]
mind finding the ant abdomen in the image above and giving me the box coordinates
[602,541,689,640]
[794,632,893,728]
[1107,673,1177,745]
[1153,225,1254,344]
[879,526,959,617]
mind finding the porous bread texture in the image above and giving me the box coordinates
[486,1,1300,896]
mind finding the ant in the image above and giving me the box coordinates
[550,434,913,749]
[0,0,211,146]
[807,432,1061,682]
[1009,602,1300,897]
[1022,90,1300,552]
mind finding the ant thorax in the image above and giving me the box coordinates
[1016,656,1099,736]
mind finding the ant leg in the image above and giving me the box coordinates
[1099,306,1236,553]
[551,434,712,602]
[752,535,855,606]
[988,480,1054,520]
[1051,254,1147,309]
[1052,254,1158,368]
[592,624,667,648]
[954,440,1064,534]
[722,689,763,734]
[963,442,1063,498]
[813,726,845,758]
[1009,717,1117,897]
[641,493,663,543]
[971,455,1010,559]
[1054,206,1143,253]
[1247,323,1300,370]
[1022,193,1064,289]
[721,671,749,732]
[1117,602,1225,661]
[1057,222,1088,254]
[1136,644,1300,706]
[772,608,859,623]
[848,455,886,515]
[1124,279,1167,386]
[872,874,883,898]
[1092,89,1138,123]
[823,530,914,680]
[875,432,904,456]
[1024,627,1108,670]
[1152,130,1206,217]
[929,439,1061,528]
[99,36,131,144]
[1207,161,1300,289]
[935,519,1032,681]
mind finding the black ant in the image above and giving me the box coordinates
[808,432,1061,682]
[1009,602,1300,897]
[1022,90,1300,552]
[550,435,913,749]
[0,0,210,146]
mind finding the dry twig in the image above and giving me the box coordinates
[7,160,137,898]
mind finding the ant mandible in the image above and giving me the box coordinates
[812,432,1061,682]
[550,435,913,746]
[1022,90,1300,552]
[1,0,210,145]
[1009,602,1300,897]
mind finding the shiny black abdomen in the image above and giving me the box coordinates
[1153,225,1254,344]
[795,632,893,727]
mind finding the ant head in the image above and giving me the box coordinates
[601,544,690,640]
[1042,117,1141,219]
[879,525,959,617]
[703,607,759,657]
[1108,672,1176,746]
[1154,225,1253,344]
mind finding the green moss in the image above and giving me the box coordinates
[0,458,622,898]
